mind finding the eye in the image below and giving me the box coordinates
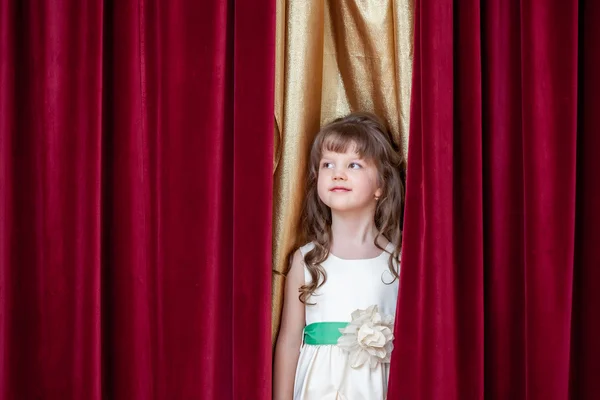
[349,162,362,169]
[321,161,334,169]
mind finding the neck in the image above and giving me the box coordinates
[330,209,379,247]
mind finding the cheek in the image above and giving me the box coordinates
[316,173,327,194]
[359,175,379,196]
[368,172,381,190]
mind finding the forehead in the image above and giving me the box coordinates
[319,129,378,160]
[320,147,362,158]
[321,137,361,155]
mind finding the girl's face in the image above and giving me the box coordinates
[317,145,382,214]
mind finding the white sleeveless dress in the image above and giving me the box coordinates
[293,242,399,400]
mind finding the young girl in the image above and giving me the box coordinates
[274,112,405,399]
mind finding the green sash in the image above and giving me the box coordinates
[303,322,348,345]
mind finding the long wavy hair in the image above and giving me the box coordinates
[298,112,405,304]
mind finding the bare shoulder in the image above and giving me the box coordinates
[287,248,305,285]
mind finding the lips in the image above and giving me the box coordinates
[330,187,351,192]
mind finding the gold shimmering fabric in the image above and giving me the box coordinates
[272,0,414,344]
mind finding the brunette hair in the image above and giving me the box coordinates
[299,112,405,304]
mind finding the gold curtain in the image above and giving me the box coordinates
[272,0,414,343]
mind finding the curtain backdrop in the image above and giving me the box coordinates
[389,0,600,399]
[0,1,274,399]
[271,0,413,342]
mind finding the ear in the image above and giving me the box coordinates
[375,187,383,198]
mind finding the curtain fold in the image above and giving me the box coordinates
[0,1,104,397]
[388,0,600,398]
[571,1,600,396]
[232,0,275,393]
[0,0,274,398]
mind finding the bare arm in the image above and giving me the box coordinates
[273,249,306,400]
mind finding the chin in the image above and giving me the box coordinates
[324,201,373,213]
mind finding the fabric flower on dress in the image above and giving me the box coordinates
[337,305,395,369]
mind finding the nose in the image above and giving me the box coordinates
[333,167,347,181]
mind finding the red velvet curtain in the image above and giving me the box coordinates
[0,0,274,398]
[389,0,600,399]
